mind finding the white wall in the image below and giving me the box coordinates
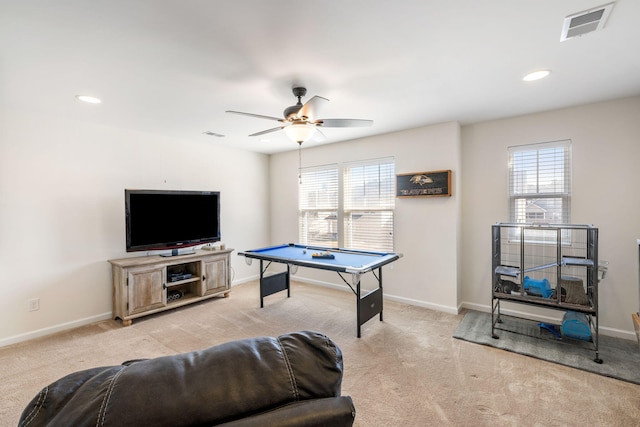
[461,96,640,337]
[0,110,270,345]
[269,122,462,312]
[3,95,638,346]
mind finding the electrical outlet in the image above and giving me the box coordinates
[28,298,40,312]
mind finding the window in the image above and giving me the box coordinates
[343,159,395,252]
[508,140,571,225]
[298,165,338,247]
[299,158,395,252]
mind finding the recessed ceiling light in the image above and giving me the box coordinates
[523,70,551,82]
[75,95,102,104]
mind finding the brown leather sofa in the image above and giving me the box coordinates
[19,331,355,426]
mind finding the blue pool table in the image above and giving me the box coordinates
[238,243,402,337]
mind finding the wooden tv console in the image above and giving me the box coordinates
[109,249,233,326]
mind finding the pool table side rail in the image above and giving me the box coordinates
[238,244,402,275]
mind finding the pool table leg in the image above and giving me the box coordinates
[357,280,361,338]
[356,267,384,338]
[258,260,290,308]
[379,267,383,322]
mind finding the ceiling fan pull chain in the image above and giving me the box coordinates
[298,141,302,184]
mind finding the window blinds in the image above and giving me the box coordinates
[508,140,571,224]
[298,158,395,252]
[298,165,338,246]
[343,158,395,252]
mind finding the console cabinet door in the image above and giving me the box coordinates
[127,266,166,314]
[202,256,229,295]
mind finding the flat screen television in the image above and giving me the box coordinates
[125,189,221,256]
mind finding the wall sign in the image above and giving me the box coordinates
[396,170,451,198]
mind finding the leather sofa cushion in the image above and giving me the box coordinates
[19,331,350,427]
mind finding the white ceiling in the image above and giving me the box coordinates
[2,1,640,154]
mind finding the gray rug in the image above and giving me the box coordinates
[453,310,640,385]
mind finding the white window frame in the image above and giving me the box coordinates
[298,157,395,252]
[508,140,571,224]
[342,158,396,252]
[508,140,572,243]
[298,164,339,248]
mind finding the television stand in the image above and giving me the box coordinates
[109,249,233,326]
[160,249,197,257]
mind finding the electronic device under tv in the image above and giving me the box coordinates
[125,189,221,256]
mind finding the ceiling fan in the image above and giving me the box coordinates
[226,87,373,144]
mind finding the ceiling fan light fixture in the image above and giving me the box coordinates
[523,69,551,82]
[75,95,102,104]
[283,123,316,144]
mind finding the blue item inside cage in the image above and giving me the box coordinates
[561,311,592,341]
[523,276,553,298]
[539,322,562,339]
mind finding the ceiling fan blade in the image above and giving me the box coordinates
[248,126,285,137]
[315,118,373,128]
[297,95,329,121]
[312,128,326,142]
[226,110,283,122]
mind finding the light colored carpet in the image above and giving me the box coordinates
[2,281,640,426]
[454,311,640,384]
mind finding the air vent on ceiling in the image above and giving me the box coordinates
[560,2,615,41]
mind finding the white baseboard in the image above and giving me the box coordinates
[295,277,460,315]
[294,277,353,293]
[460,301,637,341]
[4,280,635,346]
[231,275,259,286]
[1,279,255,348]
[0,312,113,348]
[384,293,459,315]
[288,280,638,341]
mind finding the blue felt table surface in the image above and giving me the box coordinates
[240,244,400,271]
